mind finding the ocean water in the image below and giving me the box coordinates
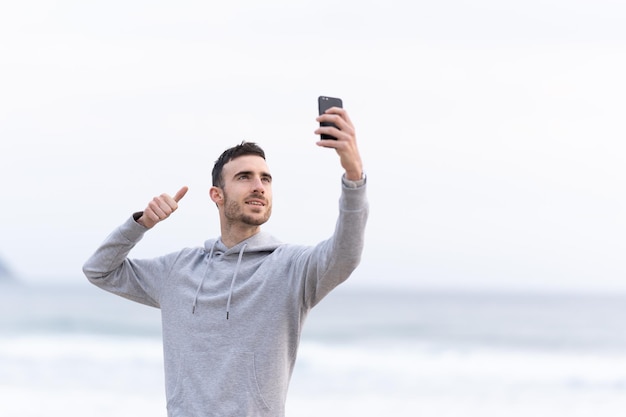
[1,282,626,417]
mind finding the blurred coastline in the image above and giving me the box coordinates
[1,281,626,416]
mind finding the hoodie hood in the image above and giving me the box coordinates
[192,231,284,317]
[202,231,283,255]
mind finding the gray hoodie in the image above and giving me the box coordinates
[83,178,368,417]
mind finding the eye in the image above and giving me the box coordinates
[237,174,249,180]
[262,176,272,183]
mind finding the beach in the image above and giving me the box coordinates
[1,282,625,416]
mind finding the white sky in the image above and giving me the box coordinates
[1,0,625,292]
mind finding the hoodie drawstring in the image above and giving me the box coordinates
[191,241,247,320]
[192,241,217,314]
[226,243,247,320]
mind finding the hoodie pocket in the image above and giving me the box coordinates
[244,351,272,412]
[166,350,272,416]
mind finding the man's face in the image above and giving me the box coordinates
[219,155,273,226]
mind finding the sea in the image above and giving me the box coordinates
[1,281,626,417]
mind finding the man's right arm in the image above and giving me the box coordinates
[82,214,163,307]
[82,186,188,307]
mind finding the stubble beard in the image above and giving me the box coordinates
[224,194,272,227]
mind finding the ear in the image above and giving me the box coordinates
[209,186,223,204]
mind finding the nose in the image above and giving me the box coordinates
[252,176,265,194]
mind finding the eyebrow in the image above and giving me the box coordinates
[233,170,273,181]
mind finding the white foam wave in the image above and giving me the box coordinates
[2,335,626,417]
[287,341,626,417]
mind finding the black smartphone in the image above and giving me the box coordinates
[318,96,343,140]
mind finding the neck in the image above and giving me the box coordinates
[220,223,261,248]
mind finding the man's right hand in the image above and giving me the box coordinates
[137,186,188,229]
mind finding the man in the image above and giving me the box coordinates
[83,106,368,416]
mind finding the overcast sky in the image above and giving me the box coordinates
[1,0,625,292]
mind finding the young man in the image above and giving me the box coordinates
[83,107,368,416]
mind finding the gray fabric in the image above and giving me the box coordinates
[83,178,368,417]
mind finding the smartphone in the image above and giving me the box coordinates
[318,96,343,140]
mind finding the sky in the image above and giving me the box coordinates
[1,0,625,293]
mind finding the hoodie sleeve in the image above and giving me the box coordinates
[300,175,369,309]
[82,213,177,308]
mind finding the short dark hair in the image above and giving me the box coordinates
[212,141,266,187]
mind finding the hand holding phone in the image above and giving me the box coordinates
[315,97,363,180]
[318,96,343,140]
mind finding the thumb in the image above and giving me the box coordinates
[174,186,189,203]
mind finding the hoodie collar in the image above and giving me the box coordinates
[203,231,282,255]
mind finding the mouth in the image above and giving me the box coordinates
[245,199,266,207]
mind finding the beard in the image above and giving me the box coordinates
[223,193,272,226]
